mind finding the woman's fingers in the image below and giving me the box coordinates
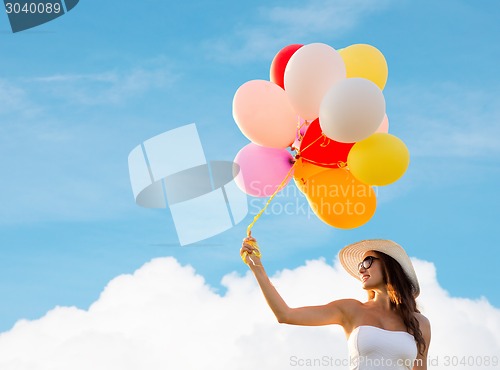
[241,240,256,248]
[240,233,261,266]
[240,245,255,254]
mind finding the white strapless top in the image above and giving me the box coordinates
[347,326,418,370]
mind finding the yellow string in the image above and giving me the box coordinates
[299,158,348,168]
[297,131,348,168]
[320,135,330,148]
[291,118,308,151]
[246,161,297,236]
[241,160,298,265]
[241,118,314,266]
[297,119,308,140]
[241,119,349,266]
[297,131,324,156]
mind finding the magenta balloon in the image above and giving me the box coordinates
[234,143,294,197]
[233,80,297,148]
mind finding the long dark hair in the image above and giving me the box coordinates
[369,251,426,355]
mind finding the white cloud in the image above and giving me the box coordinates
[0,255,498,370]
[205,0,393,63]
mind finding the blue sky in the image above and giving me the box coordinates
[0,0,498,336]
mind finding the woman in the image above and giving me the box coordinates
[240,237,431,370]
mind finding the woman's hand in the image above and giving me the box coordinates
[240,233,262,269]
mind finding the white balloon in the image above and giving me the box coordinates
[319,78,386,143]
[284,43,346,121]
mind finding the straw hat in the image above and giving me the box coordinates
[338,239,420,297]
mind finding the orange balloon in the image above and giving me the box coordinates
[304,168,377,229]
[293,158,328,194]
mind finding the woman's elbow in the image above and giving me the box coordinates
[275,310,290,324]
[277,316,287,324]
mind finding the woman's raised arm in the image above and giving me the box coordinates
[241,236,356,326]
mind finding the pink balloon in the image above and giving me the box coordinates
[298,117,311,136]
[233,80,297,149]
[292,117,312,150]
[375,114,389,133]
[234,143,294,197]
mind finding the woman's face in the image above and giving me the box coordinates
[359,251,385,291]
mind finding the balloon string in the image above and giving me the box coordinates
[297,133,327,157]
[292,118,308,151]
[246,160,298,237]
[299,158,348,168]
[297,118,308,141]
[245,116,304,237]
[296,129,346,168]
[320,135,331,148]
[241,239,262,266]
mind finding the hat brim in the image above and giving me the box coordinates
[338,239,420,297]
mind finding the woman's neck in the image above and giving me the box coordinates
[369,290,393,311]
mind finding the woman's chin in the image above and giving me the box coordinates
[362,282,377,291]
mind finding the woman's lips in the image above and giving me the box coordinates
[362,275,370,282]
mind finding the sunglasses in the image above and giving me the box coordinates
[358,256,379,271]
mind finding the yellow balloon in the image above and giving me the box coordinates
[339,44,388,90]
[292,158,328,194]
[304,168,377,229]
[347,133,410,186]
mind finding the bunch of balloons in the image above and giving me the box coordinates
[232,43,410,229]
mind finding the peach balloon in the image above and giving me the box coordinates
[233,80,297,148]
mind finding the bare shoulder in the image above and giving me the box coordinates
[331,298,363,310]
[414,312,431,339]
[414,312,430,329]
[331,298,363,324]
[323,298,363,318]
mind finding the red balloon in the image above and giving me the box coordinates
[299,118,354,168]
[270,44,303,89]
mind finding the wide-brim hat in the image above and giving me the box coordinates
[338,239,420,297]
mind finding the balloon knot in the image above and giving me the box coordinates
[320,135,331,148]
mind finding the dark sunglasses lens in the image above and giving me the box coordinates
[362,257,373,269]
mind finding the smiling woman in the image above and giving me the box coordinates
[240,238,431,370]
